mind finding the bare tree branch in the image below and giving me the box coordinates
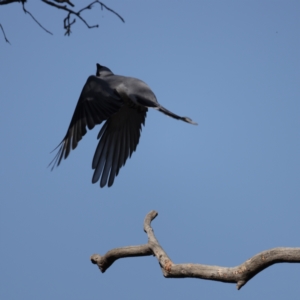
[53,0,74,7]
[22,1,53,35]
[91,210,300,290]
[1,0,124,42]
[0,0,26,5]
[96,1,124,23]
[42,0,124,36]
[0,23,10,43]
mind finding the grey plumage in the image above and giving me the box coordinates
[50,63,197,187]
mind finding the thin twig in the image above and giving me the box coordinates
[86,1,125,23]
[42,0,124,36]
[0,23,10,44]
[22,2,53,35]
[1,0,124,42]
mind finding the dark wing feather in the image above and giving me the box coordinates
[49,76,122,170]
[92,104,147,187]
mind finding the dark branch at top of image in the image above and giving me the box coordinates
[0,0,26,5]
[42,0,124,36]
[1,0,125,43]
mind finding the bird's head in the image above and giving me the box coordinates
[96,63,113,76]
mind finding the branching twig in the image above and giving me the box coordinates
[22,1,53,35]
[91,210,300,290]
[96,1,124,23]
[42,0,124,36]
[0,23,10,43]
[1,0,124,42]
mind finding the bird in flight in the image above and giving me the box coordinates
[50,64,197,187]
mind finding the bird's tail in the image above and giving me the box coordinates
[115,84,197,125]
[156,105,198,125]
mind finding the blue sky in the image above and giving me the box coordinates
[1,1,299,299]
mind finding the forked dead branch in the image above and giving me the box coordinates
[91,210,300,290]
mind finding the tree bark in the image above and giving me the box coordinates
[91,210,300,290]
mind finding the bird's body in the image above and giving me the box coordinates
[50,64,197,187]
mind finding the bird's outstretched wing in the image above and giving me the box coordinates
[92,90,147,188]
[49,76,122,169]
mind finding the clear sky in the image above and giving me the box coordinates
[1,1,299,299]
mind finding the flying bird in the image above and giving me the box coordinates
[50,64,197,187]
